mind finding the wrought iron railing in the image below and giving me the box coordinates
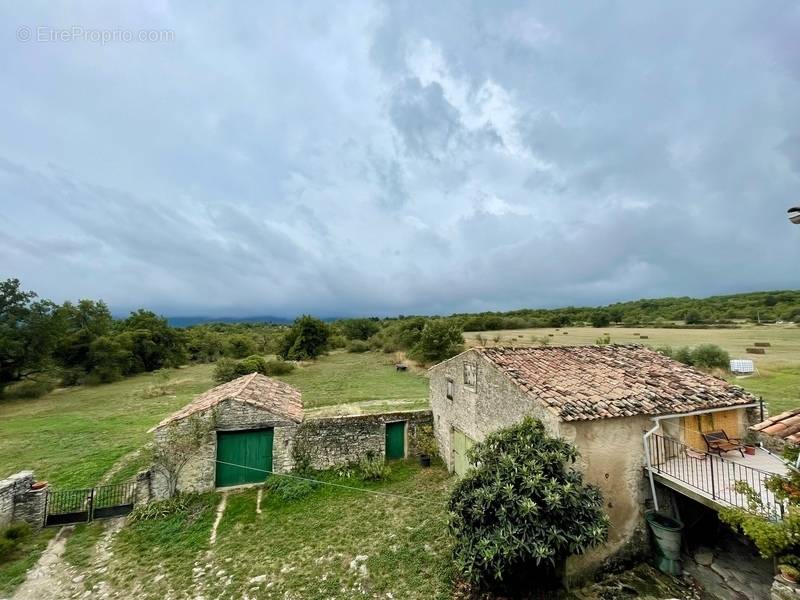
[646,433,786,518]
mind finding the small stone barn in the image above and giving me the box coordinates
[151,373,304,494]
[428,345,760,580]
[150,372,431,498]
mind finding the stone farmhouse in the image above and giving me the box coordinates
[428,344,766,579]
[149,372,430,497]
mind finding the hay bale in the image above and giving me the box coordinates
[639,335,649,339]
[548,334,554,337]
[563,332,568,335]
[754,342,771,347]
[746,347,766,354]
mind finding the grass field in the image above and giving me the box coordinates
[0,351,428,489]
[279,351,429,416]
[98,461,454,600]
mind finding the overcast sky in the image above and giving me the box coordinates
[1,2,799,318]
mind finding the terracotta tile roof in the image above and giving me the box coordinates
[750,409,800,444]
[474,345,756,422]
[153,373,303,430]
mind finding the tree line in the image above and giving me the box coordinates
[3,277,797,398]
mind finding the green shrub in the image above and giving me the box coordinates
[674,346,693,365]
[357,456,391,482]
[2,523,31,541]
[691,344,730,369]
[213,357,239,383]
[449,418,609,591]
[129,495,194,522]
[0,522,32,560]
[238,354,268,374]
[5,380,55,399]
[264,360,295,376]
[408,319,464,364]
[277,315,330,361]
[264,475,318,501]
[346,340,370,353]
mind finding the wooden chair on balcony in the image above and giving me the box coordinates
[702,430,745,457]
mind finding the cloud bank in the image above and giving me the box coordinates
[1,1,799,317]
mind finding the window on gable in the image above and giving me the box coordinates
[446,378,454,400]
[463,362,477,388]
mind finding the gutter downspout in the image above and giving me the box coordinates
[642,402,759,513]
[643,420,661,512]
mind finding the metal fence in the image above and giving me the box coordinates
[45,481,136,526]
[647,433,785,518]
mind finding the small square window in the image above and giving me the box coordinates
[446,378,454,400]
[463,362,477,388]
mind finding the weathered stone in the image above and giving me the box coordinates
[150,396,432,499]
[695,550,715,566]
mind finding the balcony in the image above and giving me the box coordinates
[645,433,789,517]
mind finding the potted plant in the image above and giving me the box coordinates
[743,432,758,455]
[779,563,799,584]
[416,424,437,468]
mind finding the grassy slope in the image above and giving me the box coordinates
[277,351,429,415]
[104,462,453,600]
[0,364,216,489]
[0,528,56,596]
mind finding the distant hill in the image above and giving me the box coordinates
[447,290,800,331]
[167,315,293,327]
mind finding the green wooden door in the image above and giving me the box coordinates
[385,421,406,460]
[452,429,475,476]
[215,428,273,488]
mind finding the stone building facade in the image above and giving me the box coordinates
[149,372,432,499]
[429,345,759,582]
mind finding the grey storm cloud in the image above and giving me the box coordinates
[0,1,798,318]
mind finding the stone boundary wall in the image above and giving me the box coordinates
[298,410,432,470]
[0,471,48,529]
[147,408,433,499]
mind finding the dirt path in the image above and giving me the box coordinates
[8,518,126,600]
[8,526,74,600]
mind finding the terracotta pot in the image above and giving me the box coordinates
[779,566,799,583]
[745,446,756,455]
[31,481,47,490]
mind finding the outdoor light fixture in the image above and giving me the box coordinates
[790,206,800,225]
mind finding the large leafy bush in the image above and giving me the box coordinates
[278,315,330,361]
[449,418,609,591]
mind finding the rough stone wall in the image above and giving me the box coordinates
[0,471,47,529]
[298,411,432,470]
[151,401,431,498]
[429,349,562,472]
[151,400,299,498]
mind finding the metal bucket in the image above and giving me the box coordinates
[646,511,683,575]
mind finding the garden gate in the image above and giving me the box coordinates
[44,481,136,526]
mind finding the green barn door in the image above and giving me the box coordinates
[385,421,406,460]
[215,429,273,488]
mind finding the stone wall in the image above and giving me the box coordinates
[429,349,561,473]
[0,471,48,529]
[298,411,432,470]
[151,403,432,498]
